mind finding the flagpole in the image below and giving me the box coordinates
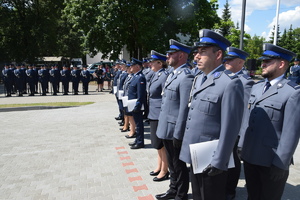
[274,0,280,45]
[239,0,246,50]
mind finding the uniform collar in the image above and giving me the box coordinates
[266,74,284,86]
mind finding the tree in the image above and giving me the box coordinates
[213,0,234,37]
[0,0,83,63]
[62,0,220,60]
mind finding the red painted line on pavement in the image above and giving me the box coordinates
[120,156,131,160]
[138,194,155,200]
[118,151,128,155]
[128,176,143,182]
[122,162,134,167]
[125,168,138,174]
[133,184,148,192]
[115,147,125,150]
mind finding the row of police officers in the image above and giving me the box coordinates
[1,64,91,96]
[113,29,300,200]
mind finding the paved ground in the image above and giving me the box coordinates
[0,82,300,200]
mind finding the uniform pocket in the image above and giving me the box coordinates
[198,93,219,115]
[264,101,282,121]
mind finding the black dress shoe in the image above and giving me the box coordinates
[155,191,176,200]
[125,134,136,138]
[150,170,160,176]
[153,172,169,182]
[128,142,136,146]
[115,116,122,120]
[121,129,130,132]
[130,144,144,149]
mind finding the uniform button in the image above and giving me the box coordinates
[194,97,197,100]
[188,117,191,120]
[191,107,194,110]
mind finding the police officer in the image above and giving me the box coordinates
[38,65,49,96]
[238,44,300,200]
[81,65,90,94]
[117,60,129,131]
[20,63,27,94]
[179,29,244,200]
[25,64,36,96]
[113,61,124,121]
[142,58,154,120]
[127,58,147,149]
[50,64,60,95]
[191,42,203,76]
[224,47,255,200]
[32,65,39,94]
[14,63,24,96]
[71,65,81,95]
[2,64,14,97]
[122,62,136,137]
[61,65,70,95]
[288,58,300,84]
[147,50,169,182]
[155,39,194,200]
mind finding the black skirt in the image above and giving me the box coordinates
[150,120,163,150]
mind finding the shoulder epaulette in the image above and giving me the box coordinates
[163,70,169,75]
[287,80,300,89]
[255,79,264,84]
[242,74,252,80]
[224,70,237,79]
[183,68,191,75]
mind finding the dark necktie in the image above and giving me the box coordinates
[201,75,207,85]
[263,82,271,93]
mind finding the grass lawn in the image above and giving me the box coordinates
[0,102,94,108]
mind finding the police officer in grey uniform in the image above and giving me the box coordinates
[155,39,194,200]
[288,58,300,84]
[238,43,300,200]
[147,50,170,182]
[224,47,255,200]
[179,29,244,200]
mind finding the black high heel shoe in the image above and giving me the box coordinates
[150,170,160,176]
[121,128,130,132]
[125,133,136,138]
[153,171,169,182]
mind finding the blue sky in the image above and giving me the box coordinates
[217,0,300,39]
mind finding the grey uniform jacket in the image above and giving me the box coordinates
[179,65,244,170]
[239,78,300,170]
[156,64,194,140]
[237,72,255,136]
[147,68,169,120]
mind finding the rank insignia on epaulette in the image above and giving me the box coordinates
[158,72,162,77]
[184,68,191,75]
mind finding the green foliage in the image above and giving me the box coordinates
[62,0,219,60]
[213,0,234,37]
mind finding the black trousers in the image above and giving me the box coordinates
[226,137,241,196]
[163,139,189,200]
[243,161,289,200]
[132,111,144,146]
[190,164,228,200]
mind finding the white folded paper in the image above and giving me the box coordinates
[127,99,144,112]
[122,96,128,107]
[118,90,124,99]
[190,139,235,174]
[113,86,117,94]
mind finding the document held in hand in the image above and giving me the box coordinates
[122,96,128,107]
[127,99,144,112]
[113,86,117,95]
[190,139,235,174]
